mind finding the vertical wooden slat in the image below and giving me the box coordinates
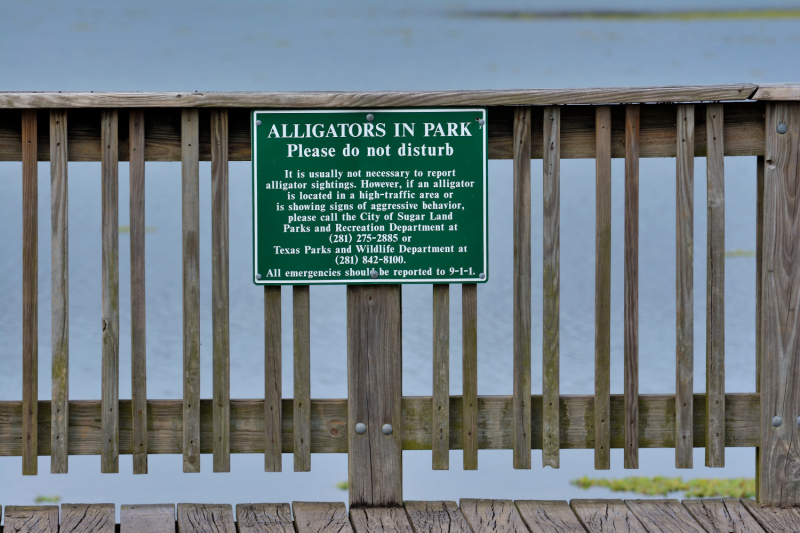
[512,107,532,470]
[755,154,764,502]
[676,104,695,469]
[542,105,561,469]
[50,109,68,474]
[594,105,612,470]
[129,109,147,475]
[462,283,478,470]
[264,286,282,472]
[211,109,230,473]
[432,284,449,470]
[181,108,200,473]
[100,109,120,474]
[293,285,311,472]
[624,104,640,469]
[21,109,37,476]
[705,103,725,468]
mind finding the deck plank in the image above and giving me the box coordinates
[293,502,354,533]
[626,500,704,533]
[516,500,585,533]
[741,499,800,533]
[5,506,59,533]
[460,499,528,533]
[121,504,175,533]
[350,508,414,533]
[236,503,294,533]
[60,504,115,533]
[177,503,236,533]
[683,499,764,533]
[404,501,471,533]
[570,499,646,533]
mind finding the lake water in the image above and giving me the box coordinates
[1,0,799,511]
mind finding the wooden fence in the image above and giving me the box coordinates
[1,84,799,507]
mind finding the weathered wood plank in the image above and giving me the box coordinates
[236,503,294,533]
[404,501,471,533]
[5,506,58,533]
[741,499,800,533]
[705,104,725,469]
[294,285,311,472]
[676,104,695,469]
[182,108,201,473]
[516,500,585,533]
[350,508,414,533]
[50,108,69,474]
[121,504,174,533]
[211,108,230,473]
[683,498,764,533]
[21,109,38,476]
[755,154,764,502]
[626,500,705,533]
[542,106,561,469]
[265,286,282,472]
[624,104,640,470]
[460,499,527,533]
[177,503,236,533]
[60,503,115,533]
[129,109,147,475]
[100,109,119,474]
[513,107,532,470]
[751,84,800,101]
[462,284,478,470]
[570,499,646,533]
[594,106,612,471]
[348,285,403,506]
[758,102,800,505]
[293,502,354,533]
[432,284,450,470]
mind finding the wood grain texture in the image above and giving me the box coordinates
[121,504,175,533]
[741,498,800,533]
[758,102,800,505]
[683,498,764,533]
[236,503,294,533]
[4,506,58,533]
[570,499,646,533]
[100,109,119,474]
[755,155,764,503]
[459,499,527,533]
[675,104,695,469]
[594,106,612,471]
[348,285,403,507]
[624,105,640,470]
[513,107,532,470]
[516,500,585,533]
[294,285,311,472]
[211,108,230,473]
[50,109,69,474]
[60,503,115,533]
[751,84,800,101]
[129,109,147,475]
[264,286,282,472]
[462,284,478,470]
[404,501,471,533]
[177,503,236,533]
[22,109,38,476]
[626,500,705,533]
[432,284,450,470]
[350,508,414,533]
[542,106,561,469]
[705,104,725,469]
[182,108,201,473]
[293,502,354,533]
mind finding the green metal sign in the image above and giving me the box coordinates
[252,108,488,284]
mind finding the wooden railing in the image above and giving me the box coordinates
[2,84,799,507]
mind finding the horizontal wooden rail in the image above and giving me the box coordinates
[0,394,758,456]
[0,102,766,163]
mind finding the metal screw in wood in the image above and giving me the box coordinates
[777,122,788,134]
[772,416,782,427]
[382,424,393,435]
[355,423,366,434]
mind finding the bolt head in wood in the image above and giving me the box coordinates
[773,416,783,427]
[256,120,262,126]
[355,423,367,434]
[777,122,788,134]
[366,114,375,122]
[382,424,393,435]
[370,270,379,279]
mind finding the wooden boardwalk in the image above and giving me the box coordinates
[3,499,799,533]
